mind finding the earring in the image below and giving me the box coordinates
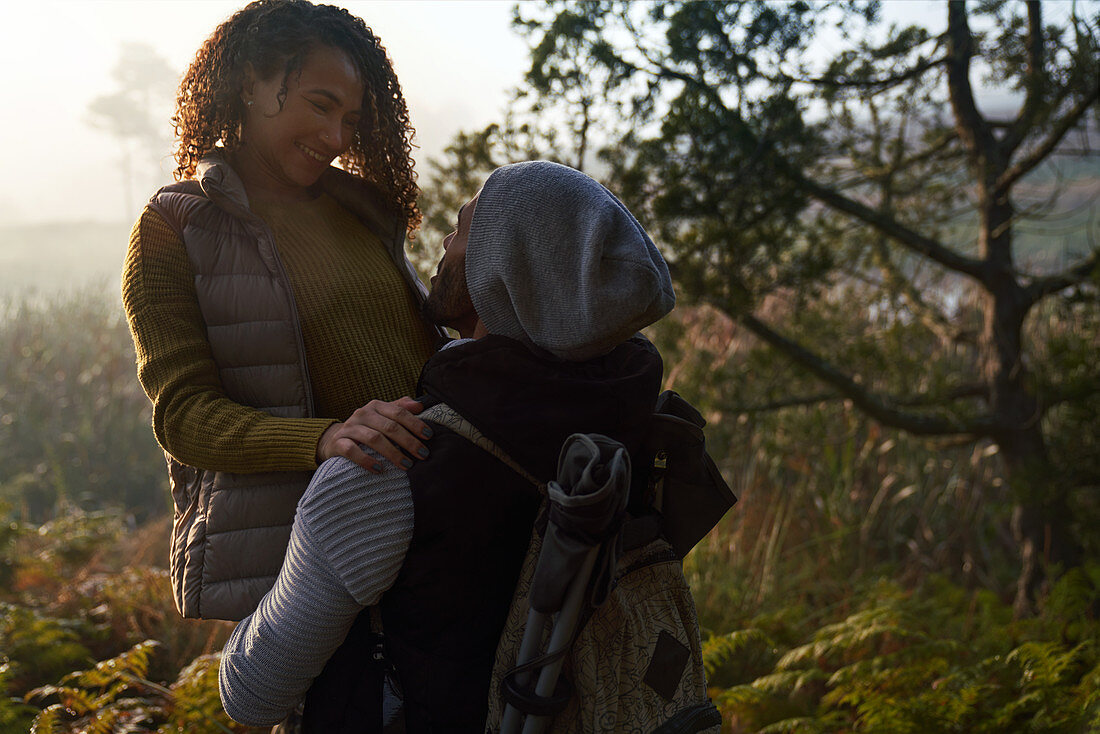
[246,100,253,108]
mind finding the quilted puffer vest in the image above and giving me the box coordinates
[149,152,436,621]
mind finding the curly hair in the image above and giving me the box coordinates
[173,0,420,232]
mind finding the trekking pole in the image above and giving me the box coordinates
[500,546,600,734]
[502,433,629,734]
[520,546,599,734]
[500,609,550,732]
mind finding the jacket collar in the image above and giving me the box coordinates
[417,335,663,482]
[195,149,404,245]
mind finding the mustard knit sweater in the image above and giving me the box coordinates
[122,192,437,473]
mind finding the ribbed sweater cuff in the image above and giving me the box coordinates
[258,418,335,471]
[219,512,356,726]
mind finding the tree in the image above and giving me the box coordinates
[487,0,1099,613]
[86,43,178,218]
[413,101,597,271]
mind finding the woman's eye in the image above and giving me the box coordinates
[309,100,328,113]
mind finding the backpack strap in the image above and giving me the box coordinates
[419,402,544,491]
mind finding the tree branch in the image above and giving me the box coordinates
[1002,1,1046,156]
[997,85,1100,194]
[734,311,998,436]
[724,392,838,413]
[724,383,988,414]
[1024,249,1100,305]
[629,52,987,282]
[803,56,947,91]
[789,169,987,279]
[945,1,997,164]
[870,236,963,342]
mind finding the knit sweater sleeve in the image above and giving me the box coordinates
[122,206,333,472]
[218,454,413,726]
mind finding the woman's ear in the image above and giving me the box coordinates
[240,61,258,106]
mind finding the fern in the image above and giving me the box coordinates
[25,640,165,733]
[702,627,778,687]
[712,573,1100,732]
[30,704,64,734]
[0,662,37,731]
[752,669,827,698]
[715,683,810,732]
[754,716,829,734]
[157,653,238,734]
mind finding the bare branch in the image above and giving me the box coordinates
[734,311,999,436]
[791,170,987,279]
[997,86,1100,194]
[724,383,988,414]
[1024,249,1100,305]
[724,392,838,413]
[945,2,997,163]
[802,56,947,91]
[1001,1,1046,155]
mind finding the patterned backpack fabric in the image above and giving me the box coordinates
[420,403,722,734]
[485,524,720,733]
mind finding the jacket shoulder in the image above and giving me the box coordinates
[149,180,210,240]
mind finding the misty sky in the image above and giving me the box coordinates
[0,0,527,225]
[1,0,1044,228]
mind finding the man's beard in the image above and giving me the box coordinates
[422,260,474,329]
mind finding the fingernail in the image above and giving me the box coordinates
[422,426,433,439]
[401,458,413,469]
[418,447,430,458]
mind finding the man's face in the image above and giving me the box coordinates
[423,193,479,336]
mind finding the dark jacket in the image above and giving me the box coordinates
[305,334,662,732]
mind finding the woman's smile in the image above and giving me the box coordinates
[235,44,365,200]
[295,141,330,164]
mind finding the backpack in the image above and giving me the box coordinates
[420,391,733,733]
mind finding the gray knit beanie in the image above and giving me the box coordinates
[465,161,675,361]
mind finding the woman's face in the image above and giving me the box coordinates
[239,45,365,192]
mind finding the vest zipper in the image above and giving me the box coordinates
[386,218,448,343]
[260,227,317,418]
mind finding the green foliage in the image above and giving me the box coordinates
[703,629,781,688]
[0,662,38,732]
[24,641,254,734]
[2,507,240,732]
[496,0,1100,611]
[0,604,91,695]
[709,573,1100,732]
[162,654,241,733]
[26,640,164,734]
[0,290,168,522]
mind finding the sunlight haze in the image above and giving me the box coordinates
[0,0,527,225]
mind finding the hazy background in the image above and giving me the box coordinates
[0,0,978,296]
[1,4,1097,730]
[0,0,530,293]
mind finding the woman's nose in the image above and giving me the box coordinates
[322,120,348,152]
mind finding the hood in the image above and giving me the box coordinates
[465,161,675,362]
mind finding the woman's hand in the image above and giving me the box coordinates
[316,397,432,473]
